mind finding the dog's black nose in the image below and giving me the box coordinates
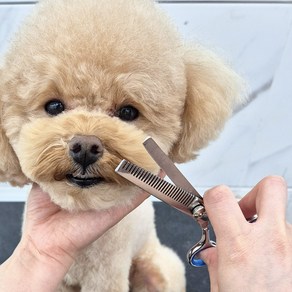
[69,135,103,169]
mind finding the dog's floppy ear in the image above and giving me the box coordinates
[170,46,246,163]
[0,71,28,186]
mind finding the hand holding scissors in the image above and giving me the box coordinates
[116,137,258,267]
[116,137,216,267]
[116,143,292,291]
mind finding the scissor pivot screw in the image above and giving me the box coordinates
[192,205,205,219]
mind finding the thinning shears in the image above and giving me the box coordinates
[115,137,216,267]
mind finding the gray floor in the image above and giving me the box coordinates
[0,202,211,292]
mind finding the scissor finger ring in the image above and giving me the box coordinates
[187,227,216,267]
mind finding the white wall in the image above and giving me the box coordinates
[0,1,292,216]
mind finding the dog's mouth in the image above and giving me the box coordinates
[66,174,105,188]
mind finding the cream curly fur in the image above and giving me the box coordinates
[0,0,246,291]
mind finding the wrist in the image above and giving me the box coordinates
[0,237,73,292]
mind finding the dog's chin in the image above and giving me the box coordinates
[39,179,140,211]
[66,174,105,189]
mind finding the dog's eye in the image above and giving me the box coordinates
[117,105,139,121]
[45,99,65,116]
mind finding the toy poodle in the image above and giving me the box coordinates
[0,0,245,291]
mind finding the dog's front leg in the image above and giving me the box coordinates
[129,230,186,292]
[60,243,133,292]
[80,257,132,292]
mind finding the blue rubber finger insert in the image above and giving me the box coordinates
[191,257,206,267]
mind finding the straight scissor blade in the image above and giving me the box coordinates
[143,137,203,202]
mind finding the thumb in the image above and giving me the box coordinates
[200,248,219,291]
[199,246,217,266]
[27,183,51,206]
[26,183,60,222]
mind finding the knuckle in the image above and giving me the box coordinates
[204,184,232,206]
[260,175,287,188]
[268,229,290,258]
[221,226,254,265]
[224,239,251,265]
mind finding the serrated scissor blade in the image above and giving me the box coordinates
[115,159,200,217]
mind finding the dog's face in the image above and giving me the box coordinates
[0,0,245,210]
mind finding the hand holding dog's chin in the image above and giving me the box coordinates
[0,183,150,292]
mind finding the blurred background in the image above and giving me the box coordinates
[0,1,292,291]
[1,0,291,204]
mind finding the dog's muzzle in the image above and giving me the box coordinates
[67,135,104,188]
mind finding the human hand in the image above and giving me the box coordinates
[200,176,292,292]
[0,183,149,292]
[22,183,149,267]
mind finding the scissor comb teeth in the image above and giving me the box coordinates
[116,160,196,208]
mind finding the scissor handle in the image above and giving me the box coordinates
[187,215,257,267]
[187,225,216,267]
[187,239,216,267]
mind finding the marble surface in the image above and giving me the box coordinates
[0,2,292,207]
